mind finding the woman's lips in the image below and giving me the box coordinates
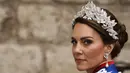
[75,59,86,63]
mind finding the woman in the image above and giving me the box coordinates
[71,1,128,73]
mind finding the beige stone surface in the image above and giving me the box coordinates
[96,0,116,4]
[18,4,73,44]
[0,6,8,30]
[0,41,43,73]
[54,0,88,3]
[119,0,130,4]
[18,4,59,41]
[21,0,52,2]
[0,0,4,2]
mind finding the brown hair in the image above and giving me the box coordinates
[72,8,128,59]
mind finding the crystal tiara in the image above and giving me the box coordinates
[72,1,118,40]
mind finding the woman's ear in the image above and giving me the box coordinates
[104,44,114,54]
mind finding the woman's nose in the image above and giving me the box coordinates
[74,43,83,54]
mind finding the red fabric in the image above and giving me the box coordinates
[93,60,114,73]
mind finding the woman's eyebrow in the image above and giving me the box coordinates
[80,36,93,40]
[71,37,75,40]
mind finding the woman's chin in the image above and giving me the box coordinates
[77,68,86,71]
[76,65,89,71]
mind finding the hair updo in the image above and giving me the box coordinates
[72,8,128,59]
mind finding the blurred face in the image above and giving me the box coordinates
[71,23,107,72]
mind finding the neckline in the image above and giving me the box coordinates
[93,60,114,73]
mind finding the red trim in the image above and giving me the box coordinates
[93,60,114,73]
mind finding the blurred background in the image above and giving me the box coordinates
[0,0,129,73]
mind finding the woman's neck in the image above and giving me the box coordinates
[86,56,112,73]
[87,69,95,73]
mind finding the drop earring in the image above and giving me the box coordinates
[104,53,109,67]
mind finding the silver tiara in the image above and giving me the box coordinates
[73,1,118,40]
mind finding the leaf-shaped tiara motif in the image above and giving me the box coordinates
[72,1,118,40]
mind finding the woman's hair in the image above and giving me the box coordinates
[72,8,128,59]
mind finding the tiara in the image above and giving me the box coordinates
[72,1,118,40]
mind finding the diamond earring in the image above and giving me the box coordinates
[104,53,109,67]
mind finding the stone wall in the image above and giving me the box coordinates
[0,0,129,73]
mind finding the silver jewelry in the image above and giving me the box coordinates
[104,53,109,59]
[104,53,109,67]
[72,1,118,40]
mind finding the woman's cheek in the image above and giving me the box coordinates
[83,44,104,58]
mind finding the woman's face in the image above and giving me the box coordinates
[71,23,106,71]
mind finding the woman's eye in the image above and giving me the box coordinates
[71,40,77,45]
[83,39,93,45]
